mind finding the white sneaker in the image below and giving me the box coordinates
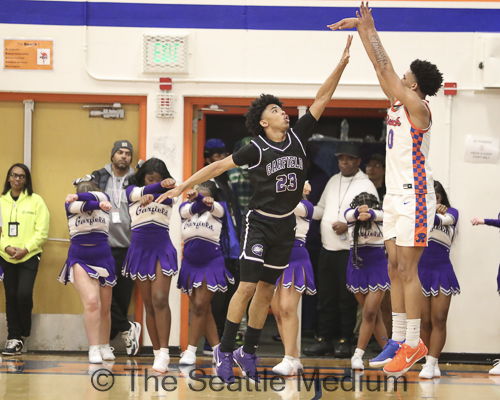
[419,363,435,379]
[489,359,500,375]
[122,322,141,356]
[100,345,115,361]
[152,352,170,373]
[89,347,103,364]
[272,357,295,376]
[179,349,196,365]
[434,363,441,378]
[211,344,219,364]
[293,359,304,375]
[351,355,364,370]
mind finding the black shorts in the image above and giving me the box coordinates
[239,210,296,284]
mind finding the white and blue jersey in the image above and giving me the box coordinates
[180,194,225,261]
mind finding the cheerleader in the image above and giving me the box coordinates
[122,158,177,373]
[344,192,390,370]
[271,182,316,376]
[178,181,234,365]
[59,177,116,364]
[471,207,500,375]
[418,181,460,379]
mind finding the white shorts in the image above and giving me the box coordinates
[383,193,436,247]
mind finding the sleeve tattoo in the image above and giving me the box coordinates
[369,34,389,67]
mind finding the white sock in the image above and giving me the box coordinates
[153,349,160,357]
[353,348,365,358]
[89,345,100,352]
[212,344,220,351]
[160,347,169,355]
[426,355,438,366]
[392,312,407,342]
[406,318,421,348]
[293,357,301,364]
[100,343,110,349]
[187,345,197,354]
[284,355,293,363]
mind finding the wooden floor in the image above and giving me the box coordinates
[0,354,499,399]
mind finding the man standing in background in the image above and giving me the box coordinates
[91,140,141,356]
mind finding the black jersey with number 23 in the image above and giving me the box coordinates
[232,112,317,216]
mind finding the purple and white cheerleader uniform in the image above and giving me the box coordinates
[484,213,500,293]
[177,194,234,295]
[58,191,117,287]
[418,207,460,296]
[122,182,178,280]
[276,199,316,295]
[345,207,390,294]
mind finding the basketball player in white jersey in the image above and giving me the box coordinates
[329,2,443,375]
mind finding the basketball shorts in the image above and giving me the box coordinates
[239,210,296,284]
[383,193,436,247]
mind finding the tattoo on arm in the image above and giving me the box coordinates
[369,34,389,68]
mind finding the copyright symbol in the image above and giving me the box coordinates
[91,368,115,391]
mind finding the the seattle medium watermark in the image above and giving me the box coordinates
[90,367,408,393]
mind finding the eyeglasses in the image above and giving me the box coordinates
[10,172,26,180]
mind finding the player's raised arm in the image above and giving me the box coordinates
[155,155,237,203]
[309,35,353,121]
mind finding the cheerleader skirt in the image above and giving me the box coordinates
[58,242,117,287]
[418,254,460,297]
[122,229,178,281]
[276,241,316,295]
[177,253,234,296]
[346,246,390,294]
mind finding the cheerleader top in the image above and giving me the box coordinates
[344,208,384,248]
[426,207,459,252]
[66,191,110,244]
[126,182,177,234]
[180,194,225,245]
[295,200,314,242]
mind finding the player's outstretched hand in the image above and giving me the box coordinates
[161,178,176,189]
[339,35,353,65]
[156,186,183,204]
[203,197,214,207]
[356,2,375,31]
[66,194,78,204]
[100,201,112,211]
[436,204,448,215]
[471,217,485,226]
[328,18,358,31]
[186,189,198,201]
[140,195,154,208]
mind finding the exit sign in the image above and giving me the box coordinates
[143,34,188,73]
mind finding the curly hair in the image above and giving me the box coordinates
[349,192,381,269]
[196,181,231,260]
[129,157,172,187]
[245,94,283,137]
[410,59,443,97]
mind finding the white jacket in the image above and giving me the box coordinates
[313,170,378,251]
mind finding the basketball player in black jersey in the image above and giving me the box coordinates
[156,35,353,384]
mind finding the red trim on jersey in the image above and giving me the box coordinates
[403,100,432,134]
[390,100,402,112]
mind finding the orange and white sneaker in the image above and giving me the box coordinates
[383,339,428,375]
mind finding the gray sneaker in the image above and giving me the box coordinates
[122,322,141,356]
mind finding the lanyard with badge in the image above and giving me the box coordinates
[111,175,125,223]
[9,201,20,237]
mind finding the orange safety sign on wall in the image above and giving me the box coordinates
[4,40,53,70]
